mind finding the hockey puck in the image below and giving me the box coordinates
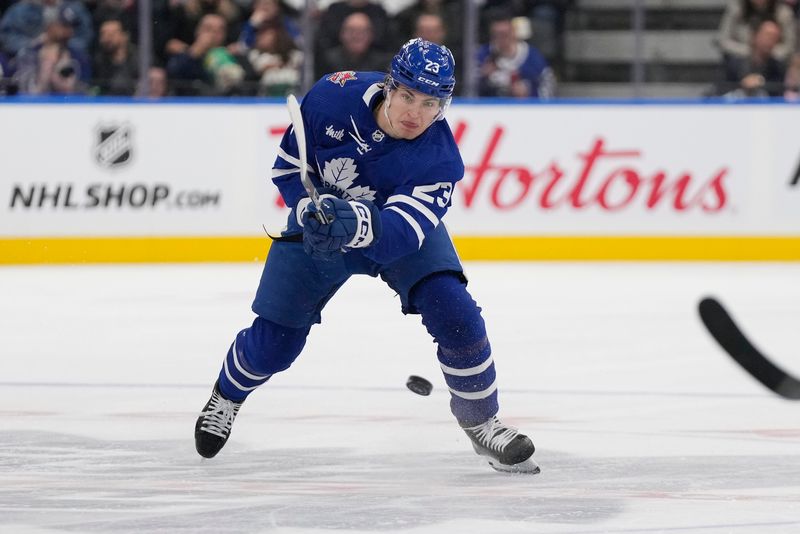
[406,375,433,396]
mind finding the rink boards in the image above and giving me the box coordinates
[1,99,799,263]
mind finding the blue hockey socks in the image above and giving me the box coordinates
[410,272,499,425]
[217,317,309,402]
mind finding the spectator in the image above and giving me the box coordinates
[392,3,465,95]
[717,0,796,71]
[0,0,93,57]
[315,11,391,80]
[93,17,138,95]
[167,13,246,96]
[479,1,523,40]
[165,0,243,58]
[144,65,171,98]
[477,13,556,98]
[236,0,300,54]
[392,0,463,51]
[246,20,302,96]
[784,52,800,101]
[482,2,573,65]
[90,0,173,67]
[13,3,91,95]
[91,0,137,36]
[525,1,572,75]
[315,0,393,55]
[720,19,786,98]
[414,13,446,45]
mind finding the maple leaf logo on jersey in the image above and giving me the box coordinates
[327,71,358,87]
[322,157,376,201]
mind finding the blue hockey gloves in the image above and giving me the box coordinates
[301,197,382,260]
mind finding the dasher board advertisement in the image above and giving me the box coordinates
[1,101,799,262]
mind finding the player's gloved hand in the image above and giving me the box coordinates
[301,197,382,260]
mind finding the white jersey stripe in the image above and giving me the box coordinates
[440,356,494,377]
[385,206,425,248]
[385,194,439,227]
[276,146,316,174]
[231,338,270,380]
[449,379,498,400]
[271,167,298,178]
[362,83,383,107]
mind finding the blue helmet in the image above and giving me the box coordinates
[389,38,456,99]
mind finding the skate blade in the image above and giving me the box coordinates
[487,457,541,474]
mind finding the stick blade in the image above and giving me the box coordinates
[698,297,800,400]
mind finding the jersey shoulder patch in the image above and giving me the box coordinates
[326,71,358,87]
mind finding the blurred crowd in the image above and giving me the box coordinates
[0,0,562,98]
[0,0,799,99]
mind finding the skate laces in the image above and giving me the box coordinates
[465,416,519,452]
[199,391,240,439]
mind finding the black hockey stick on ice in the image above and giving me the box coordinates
[698,297,800,400]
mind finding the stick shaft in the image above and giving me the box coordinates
[286,94,328,223]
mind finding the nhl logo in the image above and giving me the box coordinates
[371,130,385,142]
[95,123,133,168]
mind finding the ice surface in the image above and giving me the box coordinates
[1,262,799,533]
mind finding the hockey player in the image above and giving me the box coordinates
[194,38,539,474]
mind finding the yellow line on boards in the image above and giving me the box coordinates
[452,236,800,261]
[0,237,272,264]
[1,236,800,264]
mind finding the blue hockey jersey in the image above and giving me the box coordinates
[272,71,465,265]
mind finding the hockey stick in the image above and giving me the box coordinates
[698,297,800,400]
[286,94,329,224]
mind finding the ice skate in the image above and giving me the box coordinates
[462,416,540,474]
[194,381,243,458]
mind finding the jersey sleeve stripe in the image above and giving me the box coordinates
[271,167,299,178]
[385,205,425,248]
[385,194,439,226]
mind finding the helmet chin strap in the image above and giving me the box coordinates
[382,91,402,138]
